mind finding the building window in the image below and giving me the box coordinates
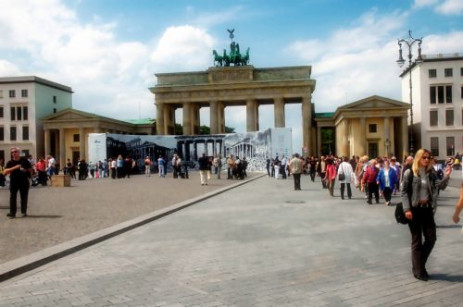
[430,87,436,104]
[21,89,28,98]
[446,109,454,126]
[10,106,27,121]
[461,86,463,99]
[23,106,28,120]
[430,85,452,104]
[0,106,3,118]
[368,124,377,133]
[447,136,455,156]
[430,110,438,126]
[73,134,80,142]
[446,86,452,103]
[430,137,439,157]
[53,108,57,113]
[0,90,3,99]
[0,127,3,141]
[461,67,463,76]
[428,69,437,78]
[444,68,453,77]
[10,126,16,141]
[9,90,15,98]
[53,96,57,103]
[16,107,22,121]
[22,126,29,141]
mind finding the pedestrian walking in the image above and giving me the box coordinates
[401,148,452,281]
[4,147,33,219]
[338,156,354,200]
[289,153,303,190]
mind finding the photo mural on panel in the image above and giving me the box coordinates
[88,128,292,173]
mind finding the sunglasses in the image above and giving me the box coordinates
[422,156,431,160]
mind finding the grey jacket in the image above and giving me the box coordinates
[400,168,449,212]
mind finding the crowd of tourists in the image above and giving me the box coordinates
[280,149,463,282]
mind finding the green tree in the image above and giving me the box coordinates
[199,125,210,135]
[225,126,235,133]
[174,123,183,135]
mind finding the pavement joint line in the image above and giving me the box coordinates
[0,173,266,283]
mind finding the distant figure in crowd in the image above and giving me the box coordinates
[144,156,151,177]
[338,156,354,200]
[198,153,209,185]
[289,153,303,190]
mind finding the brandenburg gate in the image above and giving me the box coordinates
[150,65,317,155]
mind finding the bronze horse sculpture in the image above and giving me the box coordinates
[212,50,223,67]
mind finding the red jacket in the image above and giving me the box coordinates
[325,164,337,180]
[362,166,379,184]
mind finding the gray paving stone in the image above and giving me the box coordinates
[0,173,463,306]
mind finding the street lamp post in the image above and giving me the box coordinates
[396,30,423,156]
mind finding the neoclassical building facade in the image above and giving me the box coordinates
[316,95,410,159]
[150,65,317,155]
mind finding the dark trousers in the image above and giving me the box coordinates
[320,172,326,188]
[340,183,352,199]
[310,171,316,182]
[293,173,301,190]
[10,180,30,216]
[408,207,436,276]
[367,182,379,203]
[383,187,393,202]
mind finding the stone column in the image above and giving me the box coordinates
[246,99,258,132]
[317,126,322,156]
[163,105,174,135]
[218,102,225,133]
[302,95,312,153]
[79,127,86,161]
[192,104,200,135]
[183,103,192,135]
[59,128,65,169]
[338,119,349,157]
[384,117,390,156]
[356,118,365,156]
[44,128,50,157]
[274,97,285,128]
[156,103,165,135]
[210,100,219,134]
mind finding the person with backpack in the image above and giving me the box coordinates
[401,148,452,281]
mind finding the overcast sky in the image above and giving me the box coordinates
[0,0,462,152]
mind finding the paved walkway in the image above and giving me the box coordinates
[0,172,244,265]
[0,172,462,306]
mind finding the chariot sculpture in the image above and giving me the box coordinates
[212,29,250,67]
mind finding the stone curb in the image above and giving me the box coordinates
[0,174,266,283]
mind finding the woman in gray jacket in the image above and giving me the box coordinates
[401,148,452,281]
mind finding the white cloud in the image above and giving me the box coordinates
[0,60,20,75]
[435,0,463,14]
[423,30,463,54]
[413,0,439,8]
[413,0,463,14]
[150,26,215,72]
[287,10,406,113]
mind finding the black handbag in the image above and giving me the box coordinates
[338,173,345,181]
[394,202,409,224]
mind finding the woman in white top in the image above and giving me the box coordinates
[338,156,354,199]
